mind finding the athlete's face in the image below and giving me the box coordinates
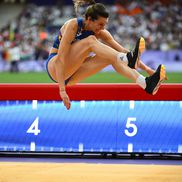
[88,16,108,34]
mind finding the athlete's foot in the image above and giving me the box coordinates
[127,37,145,69]
[145,64,166,95]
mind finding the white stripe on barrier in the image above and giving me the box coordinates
[129,100,135,109]
[128,143,133,153]
[180,101,182,108]
[32,100,38,109]
[80,100,85,108]
[178,145,182,153]
[30,142,35,151]
[79,143,83,152]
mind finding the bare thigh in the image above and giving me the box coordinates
[47,35,119,82]
[47,55,58,82]
[47,53,112,84]
[47,37,94,82]
[67,54,110,85]
[47,53,93,83]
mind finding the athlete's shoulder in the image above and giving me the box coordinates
[60,18,78,33]
[63,17,84,28]
[63,18,78,27]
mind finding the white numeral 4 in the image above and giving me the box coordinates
[125,117,137,137]
[27,117,40,136]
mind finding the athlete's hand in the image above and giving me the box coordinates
[59,90,71,110]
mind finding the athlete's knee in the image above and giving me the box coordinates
[86,35,97,50]
[87,35,97,42]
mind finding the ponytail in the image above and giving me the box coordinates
[73,0,109,20]
[73,0,96,14]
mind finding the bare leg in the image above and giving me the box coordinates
[139,61,155,75]
[66,36,140,81]
[67,55,109,85]
[48,36,119,82]
[112,59,140,82]
[49,35,144,89]
[67,55,140,86]
[48,35,166,96]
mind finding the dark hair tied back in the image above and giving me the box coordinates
[73,0,109,20]
[85,3,109,20]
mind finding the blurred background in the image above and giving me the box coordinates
[0,0,181,83]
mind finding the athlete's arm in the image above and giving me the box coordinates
[139,61,155,75]
[55,18,78,109]
[98,29,129,53]
[99,30,159,76]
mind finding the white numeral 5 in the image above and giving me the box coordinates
[124,117,137,137]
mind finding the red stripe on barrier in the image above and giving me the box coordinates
[0,83,181,101]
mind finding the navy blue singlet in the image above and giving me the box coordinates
[52,17,94,49]
[46,17,95,83]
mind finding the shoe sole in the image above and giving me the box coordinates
[135,37,145,69]
[139,37,146,53]
[152,64,166,95]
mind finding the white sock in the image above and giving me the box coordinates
[136,75,146,89]
[117,53,128,64]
